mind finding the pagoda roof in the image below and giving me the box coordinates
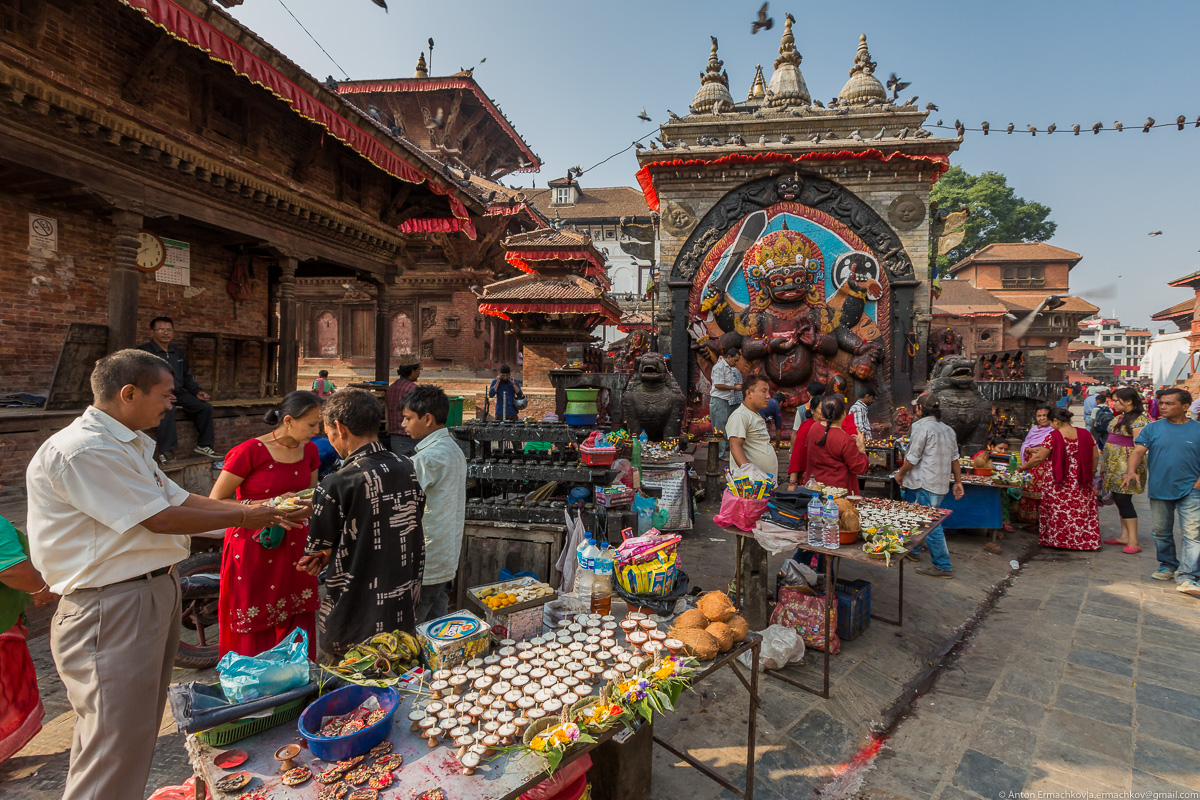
[1151,297,1194,321]
[947,243,1082,275]
[502,228,607,278]
[334,75,541,176]
[478,273,621,324]
[1167,268,1200,288]
[993,294,1099,315]
[930,280,1009,317]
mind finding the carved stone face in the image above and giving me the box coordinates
[774,173,803,202]
[636,352,669,384]
[762,261,812,304]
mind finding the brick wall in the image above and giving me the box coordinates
[521,344,568,389]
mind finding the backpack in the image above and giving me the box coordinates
[1092,405,1114,437]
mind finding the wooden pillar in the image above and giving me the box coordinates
[108,210,143,353]
[374,281,391,382]
[278,257,298,395]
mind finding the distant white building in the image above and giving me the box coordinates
[1078,317,1147,374]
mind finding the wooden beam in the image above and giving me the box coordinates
[379,182,414,226]
[291,129,324,182]
[122,35,180,106]
[440,92,466,143]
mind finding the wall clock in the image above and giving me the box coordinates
[136,230,167,272]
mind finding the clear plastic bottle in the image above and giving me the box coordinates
[823,495,841,549]
[807,493,824,546]
[574,538,599,595]
[590,544,614,615]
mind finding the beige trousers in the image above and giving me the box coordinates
[50,573,181,800]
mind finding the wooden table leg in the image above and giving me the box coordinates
[738,535,769,630]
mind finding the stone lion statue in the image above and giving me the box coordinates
[927,356,990,455]
[621,352,685,443]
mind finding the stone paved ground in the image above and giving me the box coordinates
[857,490,1200,800]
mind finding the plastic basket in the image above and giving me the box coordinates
[580,445,616,466]
[298,685,400,761]
[194,695,308,747]
[835,578,871,641]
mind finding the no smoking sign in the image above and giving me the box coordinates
[28,214,58,252]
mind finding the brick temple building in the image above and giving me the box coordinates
[0,0,520,487]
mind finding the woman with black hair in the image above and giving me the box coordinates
[802,395,869,494]
[1099,386,1149,553]
[1019,407,1101,550]
[210,391,322,658]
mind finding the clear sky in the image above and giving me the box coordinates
[227,0,1200,332]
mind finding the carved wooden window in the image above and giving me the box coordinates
[1001,264,1044,289]
[203,78,248,146]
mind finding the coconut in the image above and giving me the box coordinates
[673,628,720,661]
[835,498,860,531]
[697,591,736,623]
[726,614,749,643]
[706,622,734,653]
[672,608,711,631]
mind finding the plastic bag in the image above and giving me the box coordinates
[751,519,808,555]
[738,624,805,671]
[778,558,819,589]
[713,489,770,531]
[613,569,691,617]
[634,492,660,534]
[217,628,311,703]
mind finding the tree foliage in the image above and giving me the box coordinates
[930,166,1057,269]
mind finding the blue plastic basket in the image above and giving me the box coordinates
[298,685,400,761]
[835,579,871,641]
[564,413,598,426]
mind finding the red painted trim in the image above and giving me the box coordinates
[634,149,952,211]
[118,0,477,239]
[337,78,541,171]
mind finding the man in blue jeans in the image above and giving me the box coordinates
[894,393,965,578]
[1123,387,1200,597]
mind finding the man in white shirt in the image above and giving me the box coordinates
[726,375,779,480]
[401,385,468,622]
[709,348,743,459]
[893,393,964,579]
[25,349,286,800]
[849,387,876,440]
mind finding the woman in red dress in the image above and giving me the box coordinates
[1019,407,1101,550]
[802,396,869,495]
[210,391,322,658]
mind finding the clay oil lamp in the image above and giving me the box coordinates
[500,656,519,669]
[627,631,648,653]
[451,727,473,754]
[527,707,547,721]
[619,619,639,635]
[517,696,536,714]
[425,725,444,748]
[601,615,616,625]
[483,720,501,742]
[552,668,571,681]
[408,708,428,732]
[511,674,531,689]
[274,744,301,773]
[523,682,540,698]
[560,691,580,708]
[432,668,453,683]
[473,676,493,692]
[448,674,469,694]
[567,623,583,634]
[425,700,445,716]
[544,698,563,716]
[576,683,594,697]
[515,662,533,676]
[493,680,512,696]
[500,638,517,648]
[561,676,580,690]
[664,638,684,657]
[465,668,484,682]
[596,649,614,663]
[529,666,548,681]
[460,750,481,775]
[601,669,620,682]
[627,612,646,622]
[498,722,517,745]
[644,641,664,660]
[504,689,523,709]
[463,690,480,704]
[517,650,537,663]
[483,654,502,666]
[587,665,605,681]
[466,658,485,670]
[572,632,589,644]
[516,641,533,652]
[484,665,502,678]
[481,734,500,756]
[514,715,532,736]
[638,619,658,634]
[429,679,449,698]
[534,688,553,706]
[615,662,635,677]
[418,715,437,736]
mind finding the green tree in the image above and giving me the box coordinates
[930,166,1057,269]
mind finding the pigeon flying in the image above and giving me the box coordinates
[752,2,774,34]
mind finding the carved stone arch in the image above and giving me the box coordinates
[313,309,339,358]
[670,172,914,282]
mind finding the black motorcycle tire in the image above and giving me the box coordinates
[175,550,222,670]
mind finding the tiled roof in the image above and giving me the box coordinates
[504,228,595,250]
[1167,269,1200,287]
[1067,341,1101,351]
[1151,298,1194,320]
[517,186,652,221]
[993,294,1100,315]
[481,274,606,301]
[948,242,1082,274]
[931,280,1010,316]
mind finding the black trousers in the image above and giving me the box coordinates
[155,391,215,451]
[1111,491,1137,520]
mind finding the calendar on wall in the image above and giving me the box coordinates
[155,238,191,286]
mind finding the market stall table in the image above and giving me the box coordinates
[729,499,951,698]
[186,631,762,800]
[938,479,1003,533]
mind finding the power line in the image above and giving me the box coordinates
[928,118,1200,136]
[275,0,352,81]
[571,128,660,180]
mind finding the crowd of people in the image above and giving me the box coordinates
[0,347,472,798]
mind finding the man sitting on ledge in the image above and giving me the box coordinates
[138,316,218,462]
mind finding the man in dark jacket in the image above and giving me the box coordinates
[138,317,217,461]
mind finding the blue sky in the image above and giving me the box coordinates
[228,0,1200,331]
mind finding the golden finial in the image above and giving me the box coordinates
[414,52,428,78]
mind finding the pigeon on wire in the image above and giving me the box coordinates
[981,121,989,135]
[1026,125,1037,136]
[752,2,774,34]
[1092,122,1102,134]
[638,108,651,122]
[955,120,965,137]
[632,141,645,151]
[1072,124,1081,135]
[1114,120,1124,132]
[1143,117,1155,132]
[886,73,911,101]
[1006,123,1014,134]
[1178,115,1187,130]
[1047,123,1056,134]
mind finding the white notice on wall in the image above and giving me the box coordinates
[29,214,58,252]
[156,237,191,286]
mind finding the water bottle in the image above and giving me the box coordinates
[590,544,614,615]
[574,538,598,592]
[807,493,824,546]
[823,495,841,549]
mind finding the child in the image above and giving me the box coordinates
[311,369,336,398]
[401,385,468,622]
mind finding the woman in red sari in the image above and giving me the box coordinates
[1018,407,1101,550]
[803,396,869,494]
[211,391,322,658]
[786,395,823,488]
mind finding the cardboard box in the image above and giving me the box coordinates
[416,611,491,670]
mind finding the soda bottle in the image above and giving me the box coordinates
[631,434,644,489]
[590,544,614,615]
[823,494,841,550]
[807,493,824,547]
